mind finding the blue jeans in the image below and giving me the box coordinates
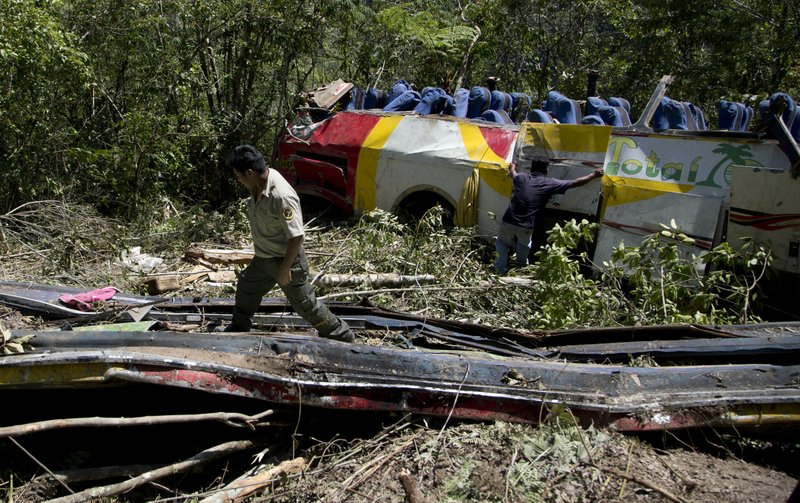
[494,222,533,274]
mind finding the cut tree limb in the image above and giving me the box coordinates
[594,465,689,503]
[44,440,255,503]
[0,410,273,438]
[319,284,515,300]
[312,273,436,288]
[199,457,306,503]
[31,464,161,485]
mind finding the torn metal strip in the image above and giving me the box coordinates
[2,335,799,431]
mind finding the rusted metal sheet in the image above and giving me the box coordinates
[1,331,799,431]
[2,282,800,432]
[552,334,800,364]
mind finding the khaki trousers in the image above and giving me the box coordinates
[231,249,351,338]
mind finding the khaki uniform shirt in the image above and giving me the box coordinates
[247,169,304,258]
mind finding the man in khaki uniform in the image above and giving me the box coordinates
[221,145,354,342]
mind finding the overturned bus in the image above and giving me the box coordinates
[277,76,800,315]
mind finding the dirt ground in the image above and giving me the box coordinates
[264,416,798,503]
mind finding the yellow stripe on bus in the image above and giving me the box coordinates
[602,176,696,208]
[354,115,405,212]
[524,123,611,153]
[458,123,511,197]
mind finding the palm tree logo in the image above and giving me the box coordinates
[697,144,758,187]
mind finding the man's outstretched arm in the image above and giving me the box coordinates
[568,168,604,188]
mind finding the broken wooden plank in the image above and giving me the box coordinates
[185,246,254,265]
[72,321,158,332]
[144,275,181,294]
[199,457,306,503]
[207,270,236,282]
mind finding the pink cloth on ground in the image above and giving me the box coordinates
[58,287,119,312]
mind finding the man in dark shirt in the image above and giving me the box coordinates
[494,160,603,274]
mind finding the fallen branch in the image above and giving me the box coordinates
[312,273,436,288]
[9,437,73,495]
[319,283,521,300]
[199,457,306,503]
[0,410,273,438]
[45,440,255,503]
[594,465,689,503]
[333,435,419,501]
[30,464,160,485]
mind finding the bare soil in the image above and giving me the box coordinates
[266,417,798,503]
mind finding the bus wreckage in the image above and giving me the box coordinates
[278,75,800,316]
[3,77,800,435]
[1,280,799,433]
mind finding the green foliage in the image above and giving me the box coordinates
[440,413,611,502]
[371,2,479,87]
[0,0,91,208]
[2,0,798,217]
[604,219,771,325]
[525,220,617,329]
[309,212,771,330]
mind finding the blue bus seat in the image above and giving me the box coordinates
[490,90,512,112]
[598,106,631,127]
[444,87,470,117]
[581,115,605,125]
[741,105,754,131]
[679,102,698,130]
[525,109,555,123]
[387,80,412,105]
[481,109,513,124]
[384,90,420,112]
[543,91,582,124]
[414,87,450,115]
[608,97,631,114]
[363,88,387,109]
[467,86,491,119]
[718,100,744,131]
[664,100,689,130]
[587,97,608,117]
[688,103,706,130]
[652,97,672,130]
[346,87,365,110]
[768,92,797,133]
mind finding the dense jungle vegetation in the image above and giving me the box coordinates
[2,0,799,217]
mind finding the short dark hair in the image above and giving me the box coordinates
[226,145,266,174]
[530,160,549,173]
